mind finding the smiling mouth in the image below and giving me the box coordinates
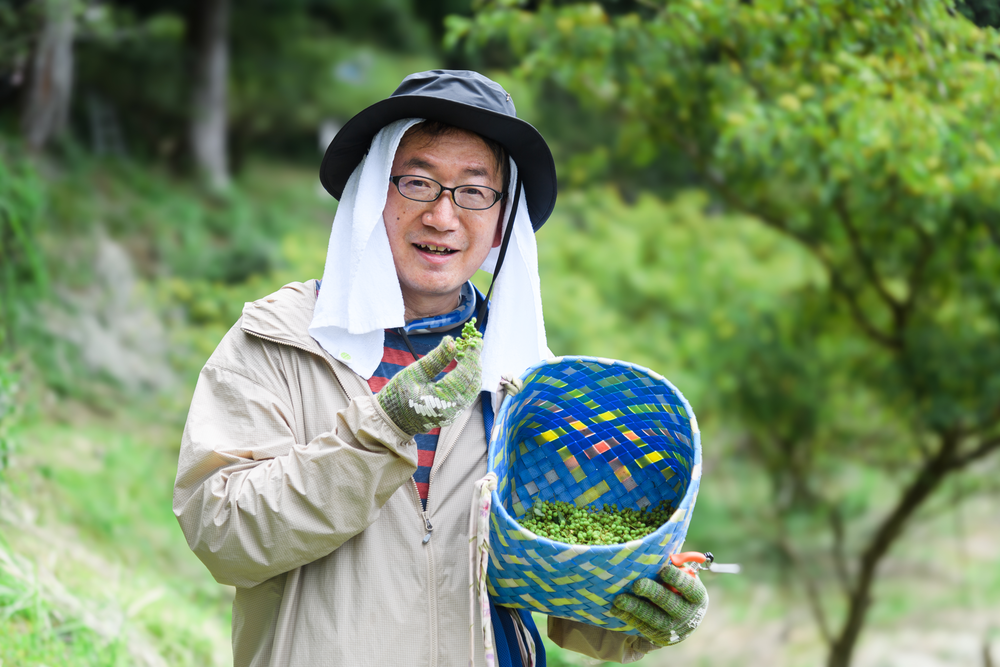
[414,243,458,255]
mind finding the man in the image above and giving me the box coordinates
[173,70,707,667]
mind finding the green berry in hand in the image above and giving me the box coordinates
[455,318,483,357]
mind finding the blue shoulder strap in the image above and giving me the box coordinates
[482,392,547,667]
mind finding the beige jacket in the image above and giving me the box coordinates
[173,281,655,667]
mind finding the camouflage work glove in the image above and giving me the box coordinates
[608,562,709,646]
[376,326,483,437]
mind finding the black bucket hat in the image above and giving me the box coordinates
[319,69,557,231]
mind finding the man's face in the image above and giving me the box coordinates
[383,127,504,319]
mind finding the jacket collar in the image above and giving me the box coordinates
[241,280,376,400]
[240,281,324,352]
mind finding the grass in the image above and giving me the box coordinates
[0,533,129,667]
[0,406,232,667]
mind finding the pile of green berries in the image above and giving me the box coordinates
[455,318,482,357]
[519,500,676,545]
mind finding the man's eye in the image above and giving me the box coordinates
[404,178,432,189]
[459,187,487,198]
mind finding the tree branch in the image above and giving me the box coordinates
[828,504,851,594]
[705,174,819,248]
[954,434,1000,469]
[901,219,935,320]
[956,402,1000,440]
[704,175,903,349]
[826,270,903,350]
[986,217,1000,249]
[833,193,905,325]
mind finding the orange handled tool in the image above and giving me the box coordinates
[670,551,711,575]
[667,551,741,593]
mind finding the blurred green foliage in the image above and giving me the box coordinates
[0,148,43,477]
[455,1,1000,665]
[69,1,453,166]
[0,356,15,475]
[538,186,822,410]
[0,146,47,350]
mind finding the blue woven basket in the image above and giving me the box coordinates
[485,356,701,633]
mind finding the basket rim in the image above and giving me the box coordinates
[487,355,702,554]
[488,482,699,554]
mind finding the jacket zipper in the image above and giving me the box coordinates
[413,479,434,544]
[413,395,477,667]
[427,510,439,667]
[419,405,475,667]
[408,481,439,667]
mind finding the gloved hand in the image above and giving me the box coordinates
[377,331,483,437]
[498,374,523,397]
[608,561,709,646]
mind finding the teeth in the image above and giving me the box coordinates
[417,243,454,254]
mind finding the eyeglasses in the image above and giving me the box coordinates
[390,175,504,211]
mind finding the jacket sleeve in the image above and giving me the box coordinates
[547,617,660,664]
[172,361,418,589]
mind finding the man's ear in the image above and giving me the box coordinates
[492,203,506,248]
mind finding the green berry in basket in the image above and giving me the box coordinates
[519,500,676,546]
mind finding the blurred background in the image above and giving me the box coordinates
[1,0,999,665]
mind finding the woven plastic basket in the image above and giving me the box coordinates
[485,356,701,633]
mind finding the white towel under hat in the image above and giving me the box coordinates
[308,118,549,393]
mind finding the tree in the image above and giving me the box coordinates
[452,2,1000,665]
[188,0,230,190]
[20,0,75,150]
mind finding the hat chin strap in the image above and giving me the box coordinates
[476,174,523,331]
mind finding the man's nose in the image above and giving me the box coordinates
[422,191,462,230]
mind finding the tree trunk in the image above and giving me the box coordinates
[189,0,230,191]
[825,439,958,667]
[21,0,75,151]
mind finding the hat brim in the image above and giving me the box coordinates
[319,95,557,231]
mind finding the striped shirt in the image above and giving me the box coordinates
[367,328,461,508]
[364,282,483,509]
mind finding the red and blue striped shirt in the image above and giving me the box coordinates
[367,327,462,508]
